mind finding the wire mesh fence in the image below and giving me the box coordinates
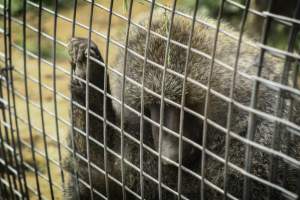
[0,0,299,199]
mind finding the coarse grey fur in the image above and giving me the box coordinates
[109,10,300,199]
[63,10,300,200]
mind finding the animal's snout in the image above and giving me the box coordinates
[149,104,200,166]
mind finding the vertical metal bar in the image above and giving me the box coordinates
[3,0,27,197]
[269,1,300,199]
[52,0,65,186]
[139,1,157,199]
[297,159,300,200]
[293,61,300,200]
[86,0,96,199]
[71,0,78,37]
[103,0,114,198]
[69,0,80,198]
[5,0,29,198]
[120,0,133,198]
[223,0,251,199]
[37,1,55,199]
[0,91,14,199]
[0,82,17,200]
[290,60,300,200]
[0,175,2,196]
[22,0,42,198]
[1,68,17,199]
[200,0,225,199]
[0,176,4,197]
[0,80,6,193]
[177,0,199,199]
[243,1,274,199]
[157,1,177,199]
[2,1,18,198]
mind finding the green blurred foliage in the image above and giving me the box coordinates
[178,0,243,18]
[0,0,74,16]
[14,35,68,60]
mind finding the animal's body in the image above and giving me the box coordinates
[64,10,300,200]
[110,10,300,200]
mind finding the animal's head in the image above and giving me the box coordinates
[110,14,217,166]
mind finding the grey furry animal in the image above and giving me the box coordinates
[64,11,300,200]
[64,38,158,200]
[109,10,300,199]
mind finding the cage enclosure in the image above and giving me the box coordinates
[0,0,299,199]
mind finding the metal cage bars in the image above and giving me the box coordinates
[0,0,299,199]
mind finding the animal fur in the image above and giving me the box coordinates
[64,38,119,199]
[110,10,300,200]
[64,10,300,200]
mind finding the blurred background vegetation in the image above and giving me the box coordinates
[0,0,73,15]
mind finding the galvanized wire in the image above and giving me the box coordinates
[21,0,42,198]
[102,0,114,199]
[157,1,177,199]
[69,0,80,197]
[223,0,251,199]
[0,0,299,199]
[200,1,226,199]
[3,0,29,198]
[85,0,96,199]
[37,1,55,199]
[243,0,274,199]
[52,0,65,187]
[177,0,199,199]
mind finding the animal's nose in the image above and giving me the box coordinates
[149,104,201,166]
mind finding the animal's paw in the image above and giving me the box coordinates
[71,79,85,100]
[68,37,100,66]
